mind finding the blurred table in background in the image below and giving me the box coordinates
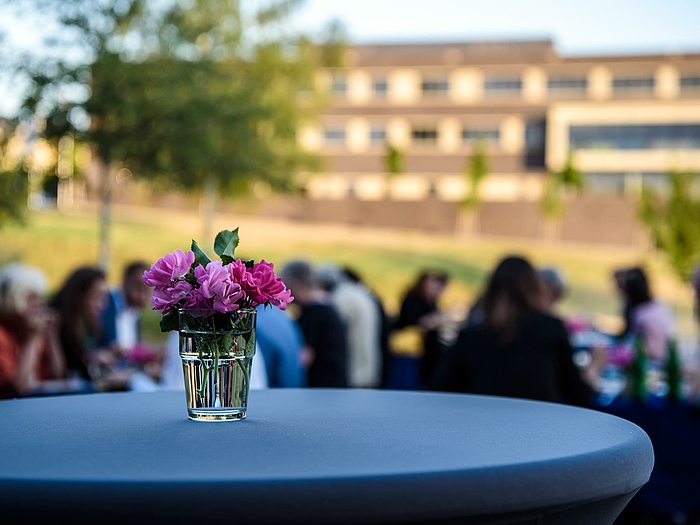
[0,390,653,524]
[600,399,700,522]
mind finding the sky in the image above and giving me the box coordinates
[2,0,700,117]
[291,0,700,56]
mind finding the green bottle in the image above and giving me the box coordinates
[630,336,648,403]
[666,338,683,403]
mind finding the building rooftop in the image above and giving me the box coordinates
[345,39,700,68]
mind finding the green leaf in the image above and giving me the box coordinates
[245,330,256,357]
[221,255,234,266]
[214,228,239,260]
[191,239,211,267]
[160,309,179,332]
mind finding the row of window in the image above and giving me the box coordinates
[570,124,700,150]
[322,127,501,144]
[331,75,700,98]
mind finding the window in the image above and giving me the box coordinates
[372,79,388,97]
[525,120,546,168]
[462,128,500,141]
[585,173,627,194]
[412,129,438,141]
[324,128,346,143]
[681,76,700,89]
[548,77,588,90]
[370,127,386,143]
[612,77,655,93]
[421,80,449,96]
[569,124,700,150]
[331,76,347,96]
[585,172,669,194]
[484,77,522,95]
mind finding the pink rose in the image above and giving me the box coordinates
[151,280,193,312]
[194,261,228,299]
[246,260,293,310]
[143,250,195,287]
[183,287,216,316]
[194,260,246,313]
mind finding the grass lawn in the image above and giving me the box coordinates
[1,205,696,342]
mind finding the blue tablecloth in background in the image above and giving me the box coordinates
[600,399,700,519]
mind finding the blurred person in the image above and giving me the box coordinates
[395,270,450,388]
[49,267,124,386]
[342,266,392,388]
[434,256,594,406]
[693,264,700,332]
[613,268,633,338]
[625,267,675,361]
[101,261,151,352]
[130,331,268,391]
[255,304,305,388]
[539,267,566,314]
[280,260,347,388]
[317,264,381,389]
[0,264,65,398]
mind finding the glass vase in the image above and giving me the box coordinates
[178,308,257,421]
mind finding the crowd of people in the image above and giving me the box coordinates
[0,254,694,406]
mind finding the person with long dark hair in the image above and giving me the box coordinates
[395,270,450,388]
[625,267,675,361]
[49,267,109,380]
[434,256,593,406]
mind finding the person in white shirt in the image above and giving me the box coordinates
[317,264,381,389]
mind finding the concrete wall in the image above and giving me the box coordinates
[262,195,646,247]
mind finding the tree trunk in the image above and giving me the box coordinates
[201,175,218,245]
[99,160,112,272]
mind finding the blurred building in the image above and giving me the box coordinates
[299,39,700,203]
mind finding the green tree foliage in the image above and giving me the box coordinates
[384,143,404,177]
[462,140,489,209]
[540,154,584,219]
[0,120,29,227]
[14,0,338,194]
[640,171,700,282]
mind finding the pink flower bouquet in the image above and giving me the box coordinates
[143,228,293,332]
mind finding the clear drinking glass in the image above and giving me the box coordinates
[178,309,257,421]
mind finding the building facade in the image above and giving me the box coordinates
[298,40,700,203]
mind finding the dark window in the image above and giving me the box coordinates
[570,124,700,150]
[525,120,546,168]
[681,76,700,89]
[372,79,388,96]
[421,80,449,95]
[462,128,500,141]
[370,127,386,143]
[484,77,522,93]
[412,129,438,141]
[324,128,346,142]
[612,77,655,92]
[548,77,588,90]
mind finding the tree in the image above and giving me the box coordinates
[640,171,700,282]
[8,0,338,268]
[384,143,404,177]
[462,140,489,209]
[540,153,585,220]
[0,120,29,227]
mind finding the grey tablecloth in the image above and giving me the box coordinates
[0,389,653,524]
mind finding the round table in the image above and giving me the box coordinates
[0,389,653,524]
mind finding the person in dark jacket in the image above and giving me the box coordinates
[280,260,347,388]
[395,270,449,388]
[434,256,593,407]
